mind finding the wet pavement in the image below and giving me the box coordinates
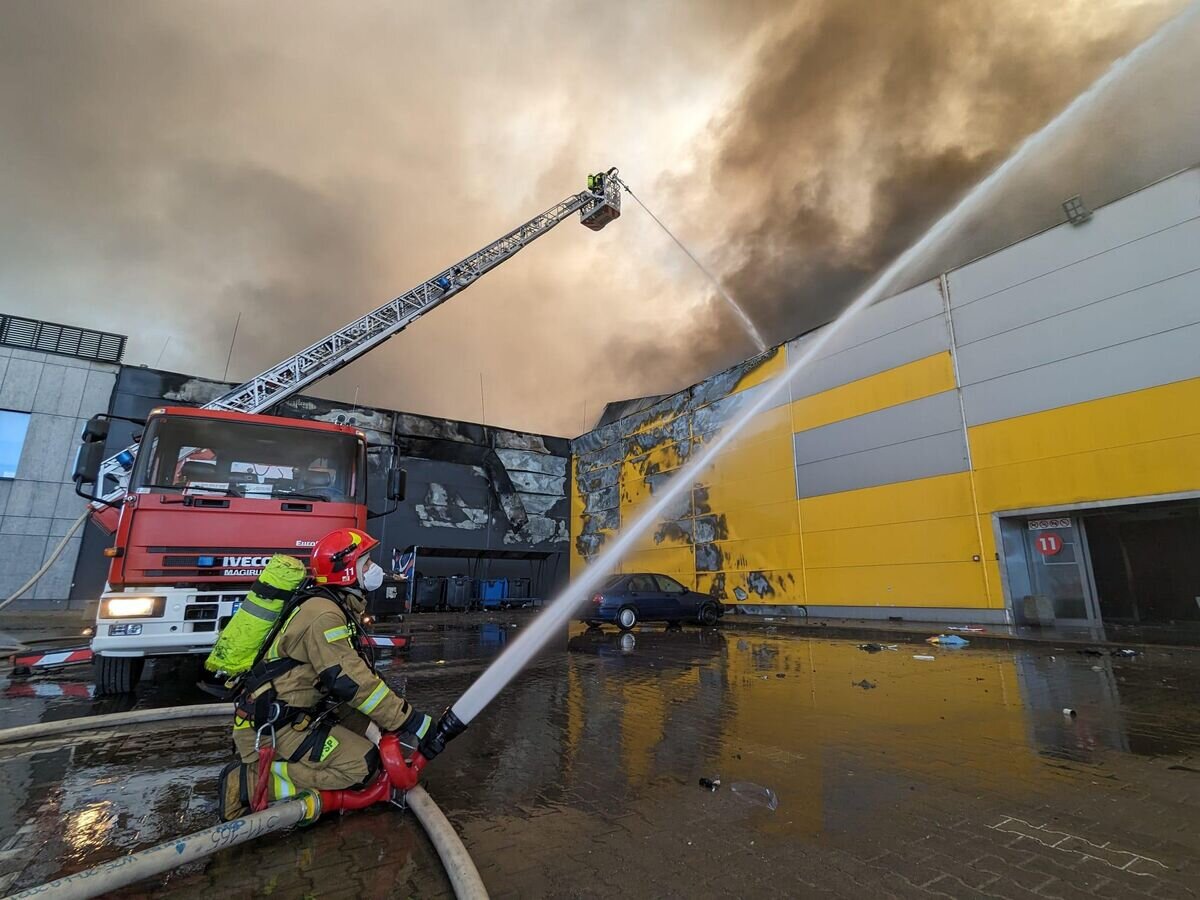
[2,613,1199,898]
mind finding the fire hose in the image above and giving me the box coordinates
[0,706,487,900]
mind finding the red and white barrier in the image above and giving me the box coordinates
[367,635,409,649]
[11,647,93,671]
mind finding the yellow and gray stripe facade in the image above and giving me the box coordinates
[570,167,1200,623]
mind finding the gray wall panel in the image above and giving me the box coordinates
[956,268,1200,386]
[949,169,1200,306]
[961,322,1200,426]
[782,315,950,404]
[790,280,944,358]
[793,390,963,464]
[951,216,1200,345]
[795,431,968,498]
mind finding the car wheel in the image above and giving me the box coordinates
[93,655,145,695]
[697,603,719,627]
[617,607,638,631]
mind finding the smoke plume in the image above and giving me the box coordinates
[0,2,1195,436]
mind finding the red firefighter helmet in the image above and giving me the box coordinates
[310,528,380,586]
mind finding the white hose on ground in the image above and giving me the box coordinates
[0,702,233,746]
[0,705,489,900]
[2,797,315,900]
[0,510,89,613]
[407,785,489,900]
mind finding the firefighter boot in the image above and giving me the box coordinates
[218,761,251,822]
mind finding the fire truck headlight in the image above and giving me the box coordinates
[101,597,164,618]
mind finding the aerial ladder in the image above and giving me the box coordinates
[87,168,623,517]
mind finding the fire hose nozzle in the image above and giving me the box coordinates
[420,707,467,761]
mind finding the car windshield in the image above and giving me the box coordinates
[134,415,364,504]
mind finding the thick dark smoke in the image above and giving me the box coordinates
[0,2,1195,436]
[673,0,1199,351]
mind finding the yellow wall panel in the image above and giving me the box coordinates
[804,516,981,568]
[619,546,695,578]
[970,375,1200,469]
[806,562,987,607]
[703,536,806,572]
[800,472,977,532]
[718,500,802,541]
[702,469,796,511]
[697,443,794,487]
[973,434,1200,512]
[789,352,955,433]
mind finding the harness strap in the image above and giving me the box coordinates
[249,581,294,602]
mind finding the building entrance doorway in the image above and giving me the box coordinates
[1000,497,1200,632]
[1079,499,1200,626]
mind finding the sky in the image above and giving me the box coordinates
[1,1,1197,436]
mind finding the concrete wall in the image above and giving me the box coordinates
[0,347,117,611]
[570,166,1200,624]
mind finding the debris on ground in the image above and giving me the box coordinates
[1091,665,1104,672]
[1113,649,1138,657]
[699,776,721,791]
[926,634,970,647]
[1063,708,1077,717]
[945,625,984,632]
[852,679,877,690]
[730,782,779,811]
[913,655,935,661]
[1078,648,1105,656]
[775,672,786,678]
[857,643,898,653]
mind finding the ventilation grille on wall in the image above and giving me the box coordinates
[0,314,127,364]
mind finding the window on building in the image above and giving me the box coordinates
[0,410,31,479]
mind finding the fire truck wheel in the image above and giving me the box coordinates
[93,655,145,695]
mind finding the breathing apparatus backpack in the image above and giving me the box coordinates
[204,554,307,677]
[225,579,376,731]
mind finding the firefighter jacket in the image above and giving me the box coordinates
[238,587,414,733]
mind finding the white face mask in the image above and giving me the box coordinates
[359,560,384,592]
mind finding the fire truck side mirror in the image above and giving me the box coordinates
[73,415,112,490]
[388,467,407,503]
[80,415,110,445]
[73,440,106,491]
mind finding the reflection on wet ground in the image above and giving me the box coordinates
[2,616,1198,897]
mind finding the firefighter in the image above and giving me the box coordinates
[218,527,432,820]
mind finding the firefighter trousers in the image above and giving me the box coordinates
[231,710,380,804]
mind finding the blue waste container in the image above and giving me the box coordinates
[479,578,508,610]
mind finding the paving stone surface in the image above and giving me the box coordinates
[1,617,1197,897]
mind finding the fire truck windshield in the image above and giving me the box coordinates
[132,415,364,504]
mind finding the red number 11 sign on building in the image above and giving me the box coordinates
[1035,533,1063,556]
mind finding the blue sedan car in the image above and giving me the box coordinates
[582,573,724,631]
